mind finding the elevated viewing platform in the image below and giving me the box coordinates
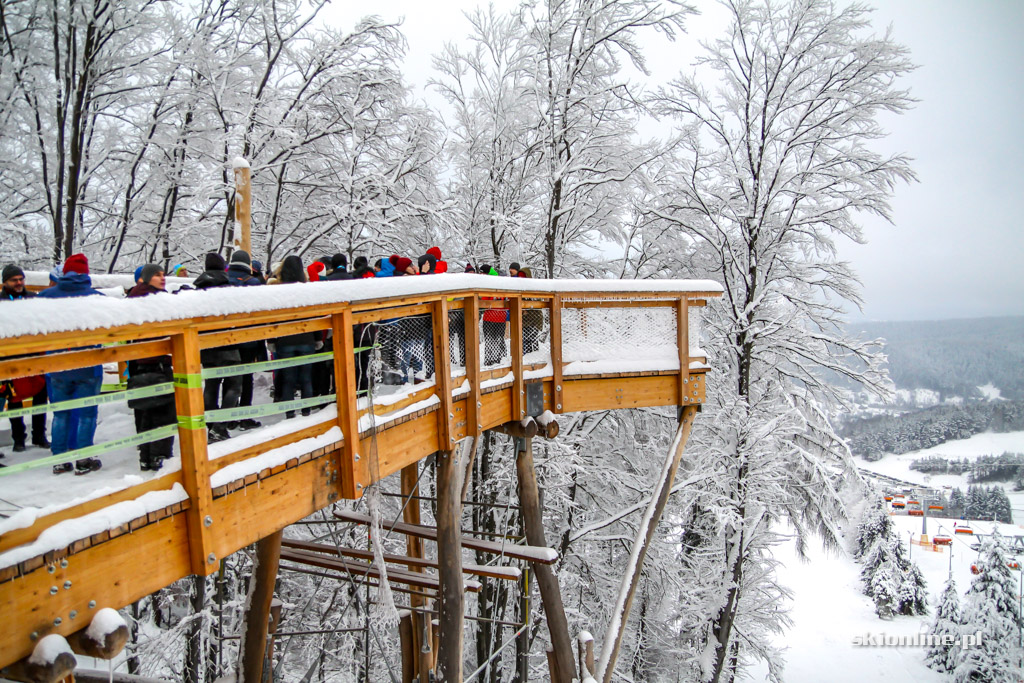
[0,274,720,677]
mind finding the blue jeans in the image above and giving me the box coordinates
[276,344,315,404]
[48,367,102,455]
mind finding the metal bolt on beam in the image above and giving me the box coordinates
[204,515,213,527]
[50,586,58,595]
[88,600,96,609]
[69,611,77,620]
[47,565,55,574]
[53,618,62,626]
[60,559,68,568]
[207,553,217,564]
[63,580,72,590]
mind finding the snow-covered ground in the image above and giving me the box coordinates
[747,431,1024,682]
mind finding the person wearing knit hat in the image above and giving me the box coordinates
[508,262,521,277]
[427,247,448,274]
[307,261,326,282]
[1,262,50,453]
[37,253,104,474]
[62,253,89,275]
[134,265,145,284]
[394,256,416,276]
[226,250,261,286]
[2,264,25,292]
[205,252,227,271]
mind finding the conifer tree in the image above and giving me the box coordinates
[925,577,962,673]
[955,529,1022,682]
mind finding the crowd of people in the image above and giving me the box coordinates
[0,248,535,477]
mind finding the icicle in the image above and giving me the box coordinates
[366,484,400,628]
[109,658,113,683]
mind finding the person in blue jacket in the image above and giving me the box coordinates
[37,253,105,474]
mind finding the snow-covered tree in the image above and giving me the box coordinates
[955,529,1023,682]
[642,0,914,678]
[926,576,962,673]
[858,511,927,619]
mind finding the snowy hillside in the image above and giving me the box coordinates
[746,431,1024,682]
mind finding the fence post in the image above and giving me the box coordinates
[170,327,218,574]
[465,295,481,437]
[676,296,689,408]
[510,296,524,420]
[550,295,563,414]
[433,298,453,448]
[332,308,362,498]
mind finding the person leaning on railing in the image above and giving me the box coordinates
[37,254,105,474]
[268,255,317,418]
[126,265,176,471]
[0,264,50,455]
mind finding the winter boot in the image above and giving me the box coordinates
[53,462,73,474]
[74,458,102,475]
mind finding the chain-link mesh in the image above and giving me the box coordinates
[688,305,704,356]
[363,313,435,388]
[480,302,510,369]
[561,305,677,365]
[522,305,550,366]
[449,307,467,372]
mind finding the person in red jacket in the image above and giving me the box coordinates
[427,247,448,274]
[479,264,507,365]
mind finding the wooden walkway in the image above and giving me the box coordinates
[0,276,719,673]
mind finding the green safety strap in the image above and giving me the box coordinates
[0,424,178,477]
[205,394,336,423]
[177,414,206,430]
[0,382,175,420]
[201,351,336,379]
[173,373,203,388]
[101,382,128,393]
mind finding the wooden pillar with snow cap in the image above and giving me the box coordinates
[233,157,251,254]
[66,607,129,660]
[514,435,576,682]
[1,634,77,683]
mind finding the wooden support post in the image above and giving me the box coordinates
[233,159,251,254]
[332,309,362,498]
[401,464,433,682]
[510,296,524,420]
[515,437,575,682]
[433,298,453,448]
[597,405,700,683]
[238,529,283,683]
[435,447,464,682]
[399,613,415,683]
[676,296,689,407]
[465,295,481,438]
[171,328,218,575]
[549,295,563,413]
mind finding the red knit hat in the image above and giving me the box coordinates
[427,247,442,260]
[389,255,400,267]
[63,253,89,275]
[394,257,413,273]
[307,261,325,282]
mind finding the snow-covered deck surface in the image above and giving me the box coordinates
[4,273,721,340]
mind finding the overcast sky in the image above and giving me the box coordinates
[323,1,1024,322]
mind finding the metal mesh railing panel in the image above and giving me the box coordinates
[366,313,435,386]
[522,306,550,366]
[561,306,677,365]
[480,303,511,369]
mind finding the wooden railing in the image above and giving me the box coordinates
[0,276,720,668]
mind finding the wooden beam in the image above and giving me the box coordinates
[515,437,575,682]
[0,472,181,553]
[433,299,453,447]
[280,539,521,581]
[238,530,282,683]
[171,328,218,575]
[199,317,330,350]
[676,296,689,407]
[334,510,558,565]
[561,376,677,413]
[279,548,480,593]
[550,295,563,413]
[234,162,251,253]
[332,309,364,498]
[435,447,463,682]
[597,406,699,682]
[0,339,171,382]
[352,302,434,325]
[510,296,524,420]
[401,463,433,682]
